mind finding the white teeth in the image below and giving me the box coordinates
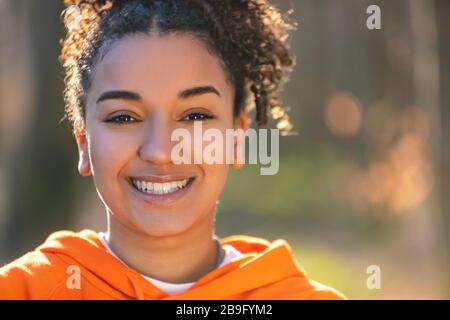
[132,178,191,195]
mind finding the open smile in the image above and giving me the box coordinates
[126,175,196,206]
[130,177,195,195]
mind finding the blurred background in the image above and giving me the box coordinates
[0,0,449,299]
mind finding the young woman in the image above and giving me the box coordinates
[0,0,345,299]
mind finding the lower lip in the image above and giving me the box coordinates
[126,178,195,206]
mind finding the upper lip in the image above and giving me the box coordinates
[129,175,195,183]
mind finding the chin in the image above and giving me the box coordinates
[129,212,199,237]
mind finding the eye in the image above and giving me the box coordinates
[105,114,138,124]
[182,112,215,121]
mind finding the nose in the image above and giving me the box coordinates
[138,113,173,165]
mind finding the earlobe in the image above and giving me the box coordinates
[231,162,244,169]
[75,130,92,177]
[231,134,245,169]
[234,110,249,132]
[232,111,249,170]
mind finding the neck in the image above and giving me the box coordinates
[105,209,223,284]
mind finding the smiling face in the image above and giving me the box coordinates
[75,32,246,237]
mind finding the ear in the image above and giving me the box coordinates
[74,129,92,177]
[231,111,249,170]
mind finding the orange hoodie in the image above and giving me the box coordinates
[0,230,345,300]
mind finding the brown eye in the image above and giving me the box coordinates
[105,114,138,124]
[183,112,215,121]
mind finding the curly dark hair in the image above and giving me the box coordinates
[60,0,296,134]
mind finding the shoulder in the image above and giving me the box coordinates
[306,279,347,300]
[251,276,346,300]
[0,250,68,299]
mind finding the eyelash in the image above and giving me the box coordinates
[105,114,138,124]
[105,112,215,124]
[182,112,215,121]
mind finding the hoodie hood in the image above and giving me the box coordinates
[32,229,343,300]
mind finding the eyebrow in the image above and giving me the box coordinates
[96,91,141,103]
[178,86,221,99]
[96,86,221,104]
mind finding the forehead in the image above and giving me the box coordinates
[90,33,232,102]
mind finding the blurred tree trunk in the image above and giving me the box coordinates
[0,0,76,262]
[0,0,35,261]
[410,0,447,298]
[435,0,450,297]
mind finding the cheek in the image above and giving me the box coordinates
[200,164,229,210]
[199,161,230,199]
[88,126,138,179]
